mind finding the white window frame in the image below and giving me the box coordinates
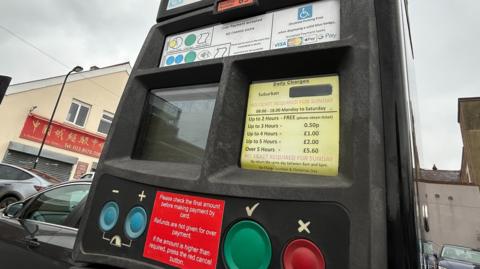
[97,111,114,135]
[66,99,91,128]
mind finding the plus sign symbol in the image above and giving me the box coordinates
[138,191,147,202]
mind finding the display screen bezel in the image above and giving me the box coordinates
[133,83,219,167]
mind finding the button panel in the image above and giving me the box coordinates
[82,176,349,269]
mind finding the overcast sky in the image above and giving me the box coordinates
[409,0,480,170]
[0,0,478,170]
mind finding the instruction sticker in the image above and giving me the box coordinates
[160,0,340,67]
[167,0,203,10]
[241,76,340,176]
[143,191,225,269]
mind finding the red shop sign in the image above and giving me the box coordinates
[144,191,225,269]
[19,114,105,158]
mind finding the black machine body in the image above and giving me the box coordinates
[74,0,420,268]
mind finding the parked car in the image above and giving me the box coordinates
[438,245,480,269]
[0,163,62,208]
[0,180,91,269]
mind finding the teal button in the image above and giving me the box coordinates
[223,220,272,269]
[99,201,119,232]
[124,206,147,239]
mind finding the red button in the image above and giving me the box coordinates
[283,239,325,269]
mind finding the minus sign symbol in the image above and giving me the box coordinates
[112,190,119,194]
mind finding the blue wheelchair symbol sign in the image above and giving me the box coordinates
[298,5,313,20]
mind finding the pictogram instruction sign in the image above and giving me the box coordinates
[143,191,225,269]
[160,0,340,67]
[241,75,340,176]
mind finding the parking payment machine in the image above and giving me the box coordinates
[74,0,419,268]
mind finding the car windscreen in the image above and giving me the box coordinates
[441,246,480,264]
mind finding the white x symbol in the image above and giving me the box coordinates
[298,219,311,234]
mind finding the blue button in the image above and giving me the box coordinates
[99,201,119,232]
[125,207,147,239]
[166,56,175,65]
[175,54,184,64]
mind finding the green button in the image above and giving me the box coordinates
[223,220,272,269]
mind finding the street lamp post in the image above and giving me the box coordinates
[33,66,83,170]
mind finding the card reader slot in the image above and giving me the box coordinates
[289,84,332,98]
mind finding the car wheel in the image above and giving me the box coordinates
[0,196,19,209]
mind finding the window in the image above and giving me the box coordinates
[97,111,114,135]
[23,184,90,227]
[0,164,32,180]
[66,100,90,127]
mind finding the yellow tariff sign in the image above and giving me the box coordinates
[241,75,340,176]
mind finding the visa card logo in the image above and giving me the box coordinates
[298,5,313,20]
[274,41,288,48]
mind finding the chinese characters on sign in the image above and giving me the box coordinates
[20,114,105,158]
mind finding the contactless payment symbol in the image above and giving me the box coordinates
[298,5,313,20]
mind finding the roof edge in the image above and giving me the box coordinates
[458,96,480,123]
[6,62,131,96]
